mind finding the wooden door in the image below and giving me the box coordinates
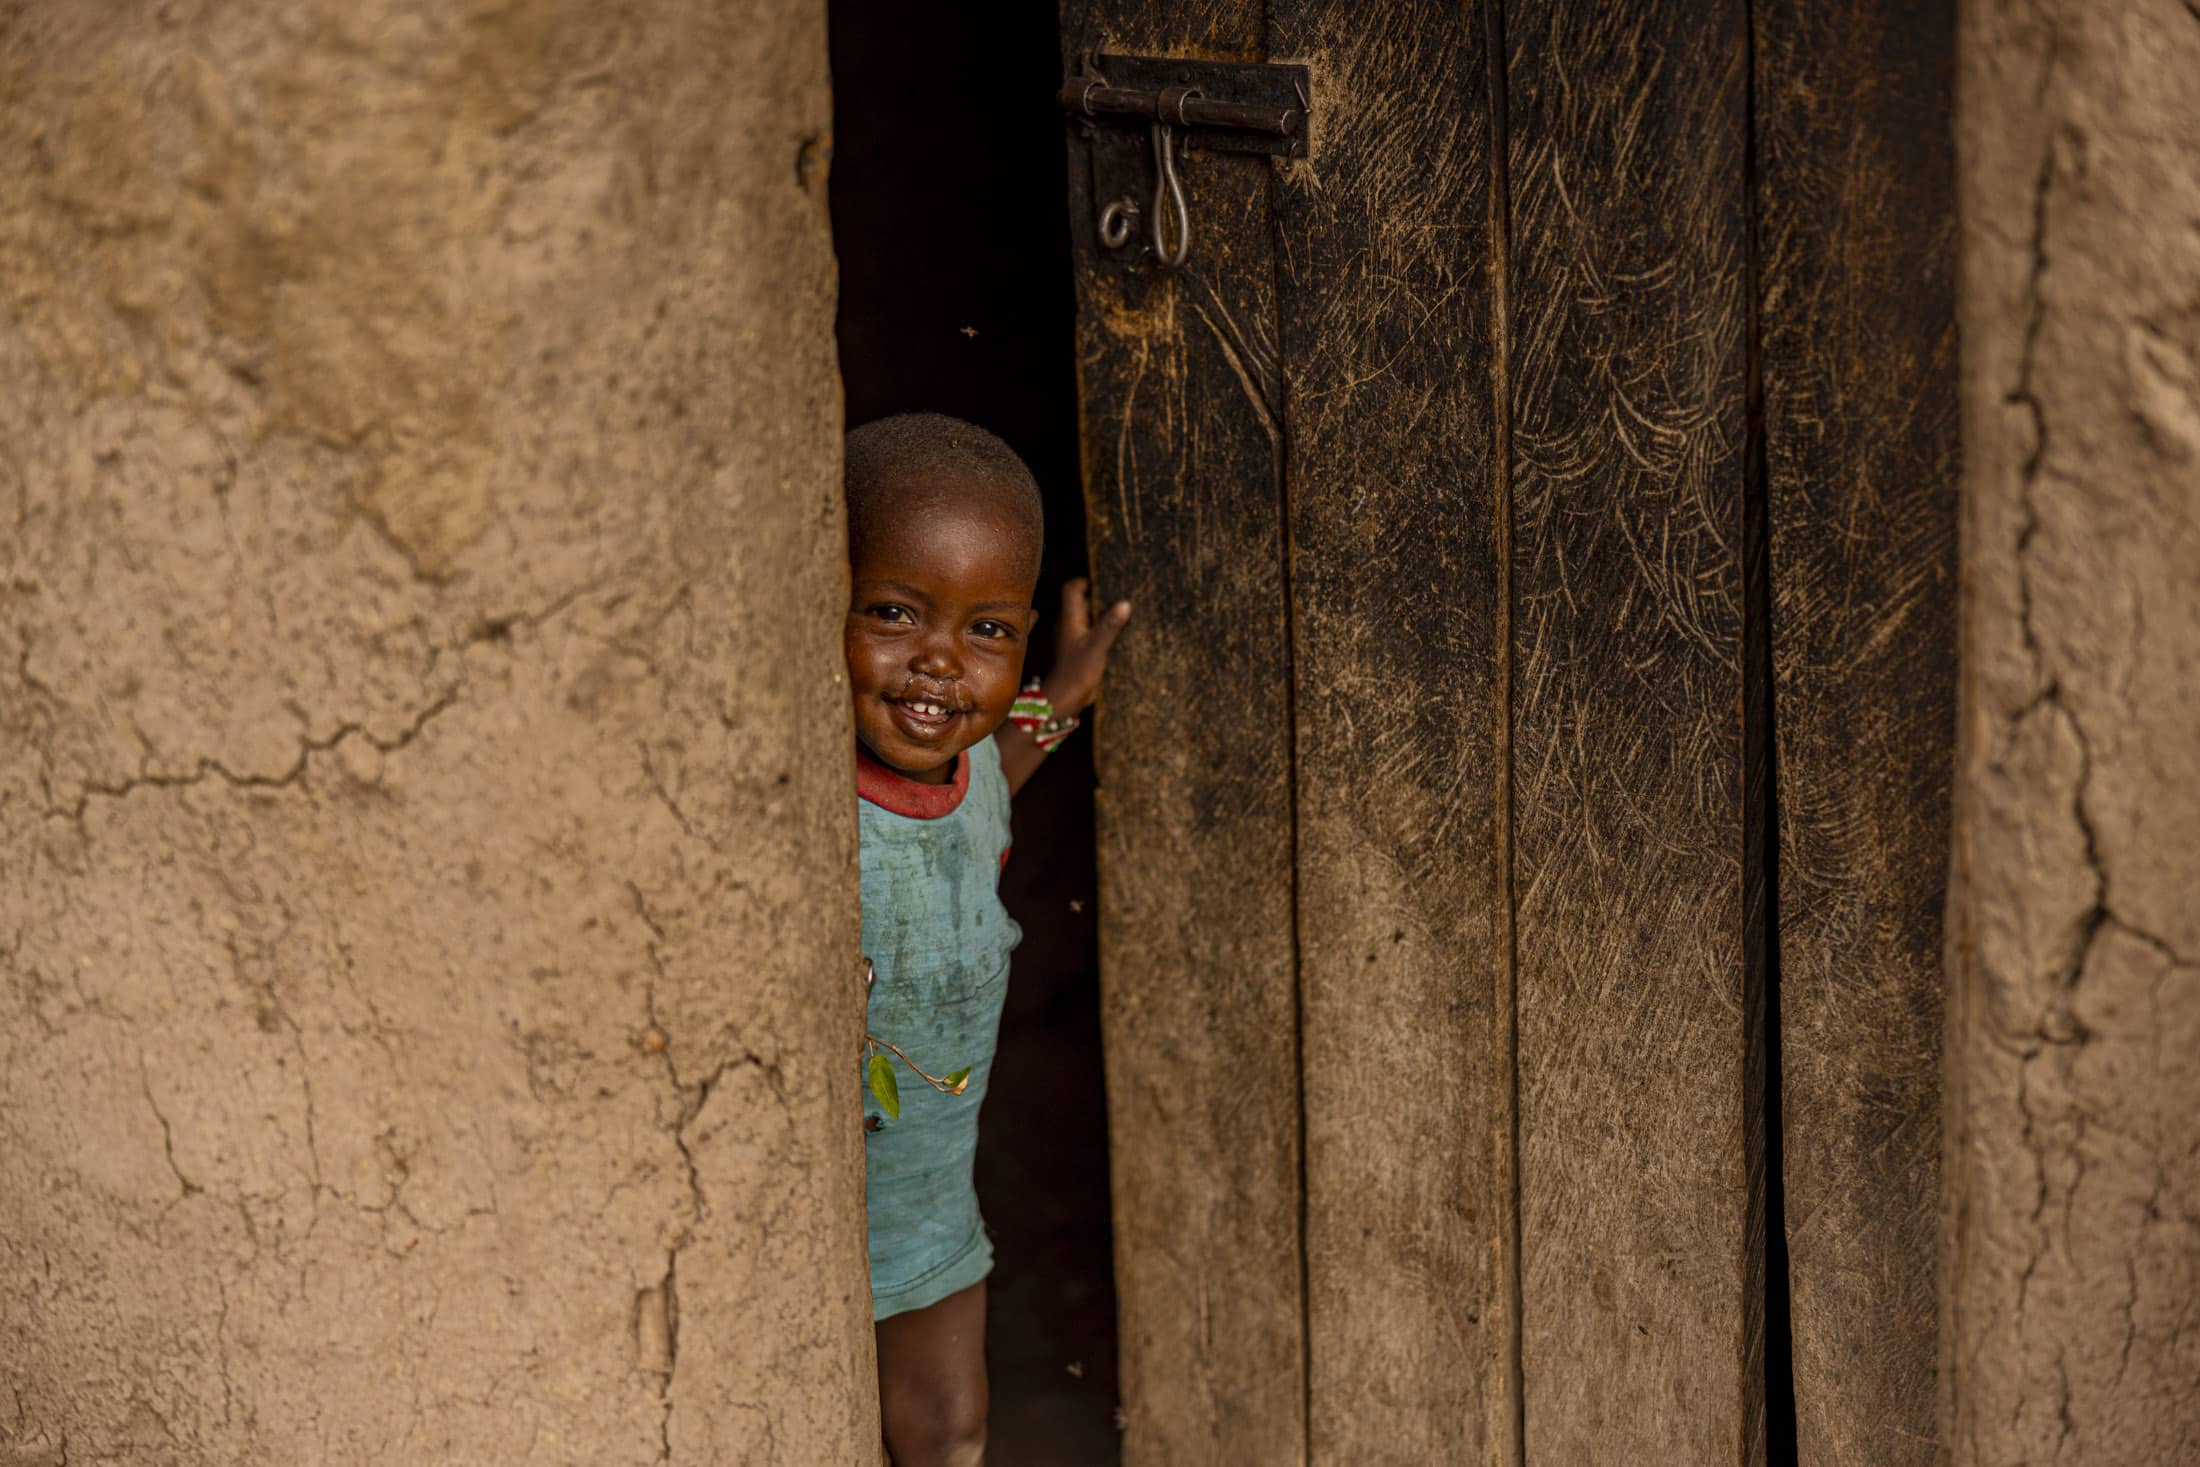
[1057,1,1956,1464]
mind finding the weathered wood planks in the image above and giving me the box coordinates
[1060,6,1307,1462]
[1754,2,1958,1462]
[1501,2,1765,1461]
[1264,4,1509,1461]
[1057,2,1989,1459]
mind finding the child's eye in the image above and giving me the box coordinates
[972,619,1018,640]
[866,604,913,625]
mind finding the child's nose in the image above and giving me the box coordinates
[912,632,962,679]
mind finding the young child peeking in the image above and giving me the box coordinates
[844,413,1129,1466]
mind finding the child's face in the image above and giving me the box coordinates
[845,486,1039,784]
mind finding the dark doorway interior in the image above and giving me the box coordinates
[828,6,1121,1462]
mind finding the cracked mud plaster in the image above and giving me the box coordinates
[1944,2,2200,1463]
[0,2,876,1463]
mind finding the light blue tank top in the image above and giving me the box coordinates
[858,736,1021,1318]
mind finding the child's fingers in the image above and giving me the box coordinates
[1085,599,1132,657]
[1039,595,1129,714]
[1058,577,1093,637]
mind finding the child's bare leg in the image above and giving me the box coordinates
[876,1281,988,1467]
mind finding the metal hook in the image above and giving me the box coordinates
[1150,120,1191,269]
[1098,196,1139,249]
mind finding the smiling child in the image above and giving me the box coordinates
[844,413,1129,1467]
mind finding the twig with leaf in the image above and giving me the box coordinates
[862,957,972,1123]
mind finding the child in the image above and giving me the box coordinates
[845,413,1130,1466]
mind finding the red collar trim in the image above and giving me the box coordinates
[856,745,969,818]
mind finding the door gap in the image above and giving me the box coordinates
[1477,1,1528,1464]
[827,6,1121,1463]
[1742,0,1799,1458]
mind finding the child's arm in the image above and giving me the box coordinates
[998,577,1131,797]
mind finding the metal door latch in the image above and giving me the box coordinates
[1061,54,1312,272]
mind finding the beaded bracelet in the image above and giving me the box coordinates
[1008,677,1080,752]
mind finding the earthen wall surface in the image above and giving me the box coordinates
[1944,2,2200,1461]
[0,3,874,1461]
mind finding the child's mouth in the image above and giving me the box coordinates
[885,695,962,742]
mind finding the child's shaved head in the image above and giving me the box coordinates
[844,413,1045,580]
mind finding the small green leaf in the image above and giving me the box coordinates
[943,1066,972,1096]
[867,1053,900,1119]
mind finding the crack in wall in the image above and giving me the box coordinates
[140,1060,202,1200]
[43,689,461,827]
[219,924,325,1208]
[1962,31,2182,1460]
[647,1045,786,1463]
[2005,42,2065,729]
[637,742,719,853]
[1999,93,2192,1008]
[624,875,790,1464]
[1997,58,2135,1022]
[21,578,594,840]
[654,1256,680,1463]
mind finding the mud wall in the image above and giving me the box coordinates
[1943,2,2200,1463]
[0,2,874,1462]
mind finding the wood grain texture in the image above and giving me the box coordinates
[1944,2,2200,1462]
[1753,2,1958,1462]
[1060,5,1307,1462]
[1501,2,1765,1461]
[1263,5,1507,1462]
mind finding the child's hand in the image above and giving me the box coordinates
[1042,577,1131,718]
